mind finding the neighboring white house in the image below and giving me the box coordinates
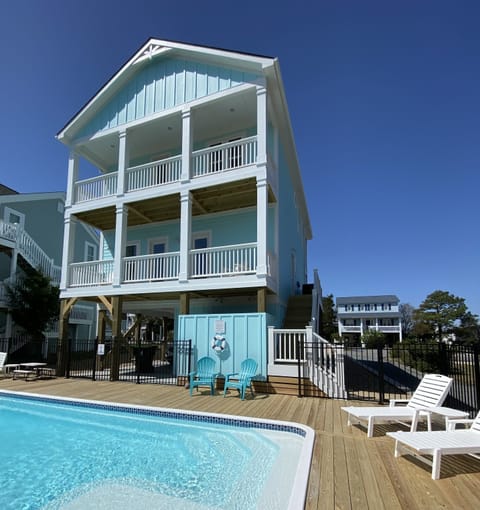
[336,295,402,343]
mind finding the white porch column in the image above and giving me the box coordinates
[66,151,79,207]
[113,205,128,287]
[181,108,192,182]
[256,176,268,277]
[117,129,128,196]
[256,85,267,165]
[60,215,77,290]
[179,190,192,282]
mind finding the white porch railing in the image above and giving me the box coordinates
[0,220,17,242]
[190,243,257,278]
[123,252,180,282]
[74,172,118,203]
[69,260,114,286]
[0,219,61,283]
[192,136,257,177]
[268,326,347,398]
[126,155,181,192]
[341,326,362,333]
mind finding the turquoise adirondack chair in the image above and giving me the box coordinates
[189,356,218,396]
[223,358,258,400]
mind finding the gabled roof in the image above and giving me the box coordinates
[0,183,18,195]
[57,38,275,142]
[56,38,312,239]
[336,295,400,305]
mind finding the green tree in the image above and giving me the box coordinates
[454,312,480,345]
[414,290,468,342]
[6,266,60,338]
[320,294,337,341]
[361,329,386,348]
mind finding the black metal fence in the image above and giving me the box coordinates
[299,341,480,416]
[64,338,192,385]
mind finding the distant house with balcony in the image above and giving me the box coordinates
[55,39,317,383]
[0,188,98,356]
[336,295,402,343]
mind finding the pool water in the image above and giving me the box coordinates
[0,392,312,509]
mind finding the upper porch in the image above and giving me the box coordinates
[65,84,275,213]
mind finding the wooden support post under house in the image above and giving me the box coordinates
[257,288,267,313]
[56,298,77,376]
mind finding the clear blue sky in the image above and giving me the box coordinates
[1,1,479,314]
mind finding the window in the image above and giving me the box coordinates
[84,242,97,262]
[4,207,25,229]
[365,304,370,311]
[125,243,139,257]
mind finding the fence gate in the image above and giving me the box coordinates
[65,338,192,385]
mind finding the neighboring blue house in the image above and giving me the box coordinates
[56,39,314,382]
[0,187,98,353]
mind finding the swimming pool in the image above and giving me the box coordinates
[0,390,314,509]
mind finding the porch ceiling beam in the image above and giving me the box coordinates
[191,194,207,214]
[129,206,154,223]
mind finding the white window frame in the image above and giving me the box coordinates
[125,241,140,257]
[148,237,168,254]
[192,231,211,249]
[4,206,25,229]
[84,242,98,262]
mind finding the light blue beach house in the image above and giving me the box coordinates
[56,39,319,386]
[0,186,98,357]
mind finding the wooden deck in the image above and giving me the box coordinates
[1,377,479,509]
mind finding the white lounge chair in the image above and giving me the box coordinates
[387,410,480,479]
[342,373,453,437]
[0,352,7,377]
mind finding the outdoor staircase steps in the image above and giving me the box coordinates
[282,294,313,329]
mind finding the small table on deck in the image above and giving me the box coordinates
[13,362,54,380]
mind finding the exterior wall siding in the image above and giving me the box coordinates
[177,312,268,379]
[277,143,308,305]
[102,208,270,258]
[78,57,260,140]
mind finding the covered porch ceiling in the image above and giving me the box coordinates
[74,178,276,231]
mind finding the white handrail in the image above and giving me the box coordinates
[190,242,257,278]
[192,136,257,177]
[69,260,114,286]
[126,155,181,192]
[123,252,180,282]
[0,220,60,283]
[74,172,118,203]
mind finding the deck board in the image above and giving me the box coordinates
[1,377,479,509]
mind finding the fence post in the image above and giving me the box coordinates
[136,333,141,385]
[377,346,385,404]
[65,336,71,379]
[473,344,480,411]
[92,337,98,381]
[110,336,120,381]
[297,335,303,398]
[438,342,449,374]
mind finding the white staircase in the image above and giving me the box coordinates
[0,219,61,284]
